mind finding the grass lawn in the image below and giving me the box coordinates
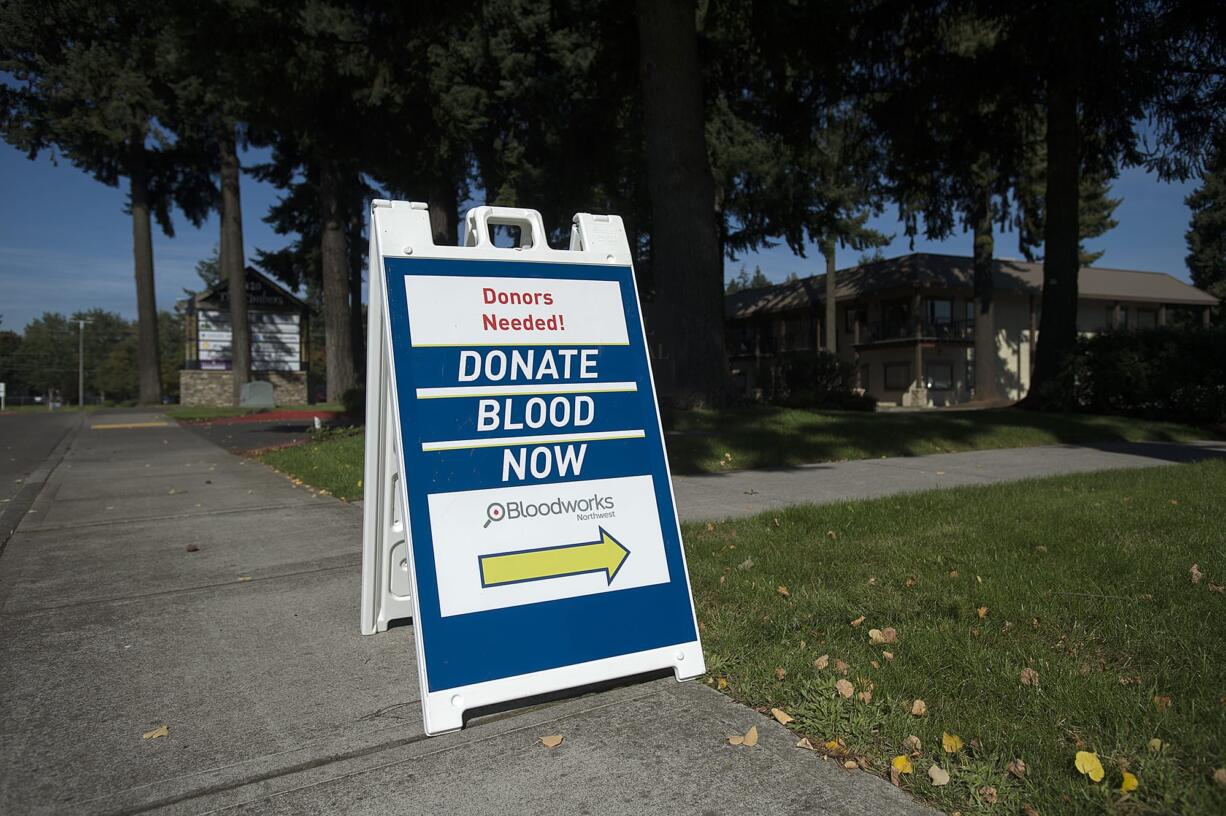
[667,406,1217,473]
[259,427,365,499]
[684,461,1226,814]
[164,403,344,422]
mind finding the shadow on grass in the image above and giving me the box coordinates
[665,407,1221,475]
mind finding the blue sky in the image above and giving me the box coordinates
[0,139,1202,332]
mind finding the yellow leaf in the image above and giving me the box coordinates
[777,585,790,598]
[540,734,563,748]
[717,677,728,690]
[771,708,794,725]
[910,699,927,717]
[742,725,759,747]
[1153,695,1172,712]
[942,732,963,753]
[142,724,168,740]
[1075,750,1105,783]
[814,654,830,670]
[835,679,854,699]
[1147,738,1163,752]
[824,739,843,752]
[977,606,988,619]
[928,764,950,786]
[850,615,865,627]
[1119,771,1138,793]
[892,755,913,774]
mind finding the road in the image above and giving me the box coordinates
[0,411,81,546]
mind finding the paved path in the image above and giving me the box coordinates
[0,409,932,816]
[0,410,82,549]
[673,439,1226,521]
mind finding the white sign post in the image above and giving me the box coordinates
[360,201,704,735]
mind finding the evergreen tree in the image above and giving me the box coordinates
[0,0,213,403]
[1185,144,1226,312]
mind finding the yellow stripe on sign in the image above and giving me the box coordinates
[92,421,172,430]
[479,528,630,588]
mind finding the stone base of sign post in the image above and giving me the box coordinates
[179,370,307,407]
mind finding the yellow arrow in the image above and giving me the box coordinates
[479,528,630,588]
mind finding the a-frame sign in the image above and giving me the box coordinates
[360,201,704,735]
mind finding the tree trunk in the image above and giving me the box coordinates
[129,137,162,405]
[1026,73,1080,405]
[636,0,729,407]
[428,181,458,246]
[320,162,355,403]
[219,126,249,405]
[822,241,837,352]
[971,186,1002,402]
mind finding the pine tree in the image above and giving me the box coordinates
[1185,144,1226,311]
[1,0,212,403]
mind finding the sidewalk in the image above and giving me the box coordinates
[0,411,932,815]
[673,439,1226,520]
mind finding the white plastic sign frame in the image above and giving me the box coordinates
[360,201,704,735]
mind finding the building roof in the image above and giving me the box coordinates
[725,253,1219,319]
[177,266,307,313]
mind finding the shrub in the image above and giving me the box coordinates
[341,386,366,417]
[775,351,877,412]
[1047,327,1226,425]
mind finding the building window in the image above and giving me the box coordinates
[1106,304,1129,330]
[965,301,976,323]
[925,362,953,390]
[1136,308,1157,329]
[884,362,911,390]
[928,298,953,325]
[966,349,975,392]
[844,304,867,333]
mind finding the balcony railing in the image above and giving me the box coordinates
[858,319,975,344]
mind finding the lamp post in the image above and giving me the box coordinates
[77,319,92,408]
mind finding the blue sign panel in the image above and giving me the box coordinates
[382,256,700,694]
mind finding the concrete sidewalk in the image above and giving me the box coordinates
[673,439,1226,521]
[0,411,932,816]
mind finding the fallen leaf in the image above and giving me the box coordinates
[850,615,866,627]
[1148,738,1164,752]
[742,725,759,747]
[796,737,814,750]
[826,530,838,540]
[977,575,983,583]
[1119,771,1138,793]
[771,707,794,725]
[799,639,805,650]
[774,666,787,681]
[1209,582,1224,594]
[970,627,980,638]
[904,735,922,755]
[1022,805,1040,816]
[540,734,563,748]
[1075,750,1105,782]
[1170,498,1180,505]
[835,679,854,699]
[717,677,728,690]
[858,689,873,704]
[728,734,744,745]
[869,626,897,645]
[705,522,716,532]
[237,576,252,582]
[948,570,959,578]
[905,575,916,587]
[1007,758,1027,778]
[846,760,860,770]
[979,786,998,804]
[911,699,927,717]
[1119,675,1141,686]
[977,606,988,619]
[142,724,168,740]
[777,585,790,598]
[942,732,963,753]
[889,767,902,786]
[1153,695,1172,712]
[835,659,849,675]
[870,660,880,669]
[882,651,894,661]
[928,764,950,786]
[824,739,844,753]
[1190,563,1203,583]
[868,576,878,585]
[1020,667,1040,687]
[738,557,754,570]
[892,755,914,774]
[1213,767,1226,786]
[814,654,830,670]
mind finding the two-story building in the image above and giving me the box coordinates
[725,253,1218,407]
